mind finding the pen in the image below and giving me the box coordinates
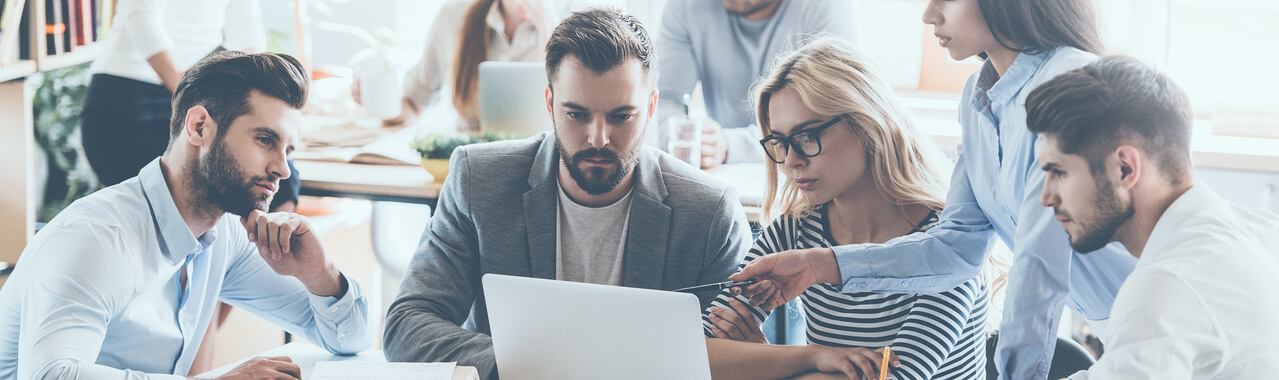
[672,279,756,293]
[879,347,891,380]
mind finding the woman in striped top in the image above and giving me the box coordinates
[703,37,990,380]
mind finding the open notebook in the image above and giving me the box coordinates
[293,122,421,166]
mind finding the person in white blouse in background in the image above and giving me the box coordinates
[369,0,594,130]
[1025,56,1279,379]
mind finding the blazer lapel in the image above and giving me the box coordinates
[524,134,559,280]
[621,148,672,290]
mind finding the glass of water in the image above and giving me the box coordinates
[666,116,702,167]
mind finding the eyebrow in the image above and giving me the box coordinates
[770,119,825,137]
[560,102,638,114]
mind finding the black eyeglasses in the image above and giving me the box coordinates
[759,117,841,164]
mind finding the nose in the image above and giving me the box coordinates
[1040,182,1058,208]
[269,151,290,181]
[586,116,610,149]
[922,0,941,25]
[783,144,807,168]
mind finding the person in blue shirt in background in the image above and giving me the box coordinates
[730,0,1138,379]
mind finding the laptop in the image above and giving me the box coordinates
[478,62,554,138]
[482,274,713,380]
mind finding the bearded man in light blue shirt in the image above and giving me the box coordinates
[0,51,371,380]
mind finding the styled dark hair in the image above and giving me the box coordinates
[978,0,1104,57]
[169,51,309,142]
[1026,56,1193,183]
[544,6,655,88]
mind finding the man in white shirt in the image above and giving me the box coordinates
[0,51,371,380]
[1024,56,1279,379]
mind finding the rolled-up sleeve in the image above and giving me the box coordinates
[219,231,372,355]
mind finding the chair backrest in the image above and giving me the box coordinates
[984,332,1097,380]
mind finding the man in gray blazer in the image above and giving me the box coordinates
[382,7,752,379]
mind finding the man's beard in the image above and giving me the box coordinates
[191,138,273,217]
[556,138,640,196]
[724,0,775,16]
[1064,176,1135,253]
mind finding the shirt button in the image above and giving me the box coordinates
[901,281,911,287]
[858,282,868,288]
[329,306,339,313]
[338,332,346,338]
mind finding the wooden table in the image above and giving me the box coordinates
[196,342,479,380]
[293,160,767,222]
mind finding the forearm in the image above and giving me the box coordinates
[146,51,182,93]
[384,303,496,377]
[21,358,186,380]
[298,262,343,297]
[706,338,816,380]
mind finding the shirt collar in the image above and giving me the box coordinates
[969,48,1055,110]
[1145,183,1225,256]
[138,158,217,265]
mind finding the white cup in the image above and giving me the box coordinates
[358,67,403,120]
[666,116,702,167]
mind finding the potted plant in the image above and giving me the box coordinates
[411,133,507,182]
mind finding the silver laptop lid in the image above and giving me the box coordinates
[483,274,712,380]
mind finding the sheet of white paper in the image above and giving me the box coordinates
[311,361,456,380]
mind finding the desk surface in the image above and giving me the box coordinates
[196,342,479,380]
[294,160,767,221]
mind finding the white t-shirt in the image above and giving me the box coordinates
[555,182,632,286]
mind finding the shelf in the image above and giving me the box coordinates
[0,60,37,82]
[36,43,100,71]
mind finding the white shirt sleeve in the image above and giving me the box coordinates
[218,224,372,355]
[116,0,174,61]
[222,0,267,52]
[1077,266,1225,380]
[16,222,184,380]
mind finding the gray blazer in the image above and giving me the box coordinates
[383,133,751,378]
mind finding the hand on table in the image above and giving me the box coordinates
[806,345,900,380]
[707,298,768,344]
[214,356,300,380]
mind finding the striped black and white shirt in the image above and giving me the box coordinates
[704,204,989,379]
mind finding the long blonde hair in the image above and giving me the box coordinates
[755,36,951,221]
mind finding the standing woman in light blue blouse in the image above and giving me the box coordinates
[731,1,1139,379]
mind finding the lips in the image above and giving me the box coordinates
[934,33,952,48]
[255,182,277,196]
[795,178,817,191]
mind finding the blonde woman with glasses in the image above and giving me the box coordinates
[701,37,989,380]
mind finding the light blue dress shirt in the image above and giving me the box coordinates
[0,158,370,379]
[830,47,1138,380]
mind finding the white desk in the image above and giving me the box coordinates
[196,342,479,380]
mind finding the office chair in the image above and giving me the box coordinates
[984,331,1097,380]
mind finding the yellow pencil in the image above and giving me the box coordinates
[879,347,892,380]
